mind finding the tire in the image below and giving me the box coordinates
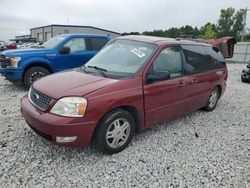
[93,109,135,154]
[24,67,50,88]
[203,87,220,111]
[241,75,248,83]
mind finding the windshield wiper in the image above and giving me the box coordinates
[87,65,107,77]
[81,65,89,73]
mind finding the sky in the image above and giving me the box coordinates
[0,0,249,41]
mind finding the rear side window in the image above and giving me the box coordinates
[86,38,108,51]
[204,46,225,69]
[181,45,208,74]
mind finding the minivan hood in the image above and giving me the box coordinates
[1,48,52,57]
[32,70,118,99]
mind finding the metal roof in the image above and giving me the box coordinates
[30,24,121,35]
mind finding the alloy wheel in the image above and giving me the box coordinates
[208,90,218,108]
[106,118,130,149]
[30,72,45,83]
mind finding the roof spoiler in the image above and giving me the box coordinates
[203,37,236,59]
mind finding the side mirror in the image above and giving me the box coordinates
[60,46,70,54]
[147,71,170,83]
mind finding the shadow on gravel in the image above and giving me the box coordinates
[0,79,27,92]
[22,109,205,159]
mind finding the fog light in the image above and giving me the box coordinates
[56,136,77,143]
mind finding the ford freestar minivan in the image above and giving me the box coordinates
[21,35,233,154]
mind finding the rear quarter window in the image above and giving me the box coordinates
[204,46,226,69]
[181,45,226,74]
[181,45,208,74]
[86,38,109,51]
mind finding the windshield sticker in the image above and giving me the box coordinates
[131,48,146,58]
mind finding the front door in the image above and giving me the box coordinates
[53,37,95,72]
[144,45,188,128]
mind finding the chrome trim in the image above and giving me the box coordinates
[28,87,53,111]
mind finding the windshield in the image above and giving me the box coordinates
[85,39,157,78]
[42,35,66,49]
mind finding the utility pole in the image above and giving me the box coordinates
[241,8,250,42]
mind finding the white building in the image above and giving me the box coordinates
[30,24,121,42]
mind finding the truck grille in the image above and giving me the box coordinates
[29,87,53,111]
[0,54,9,68]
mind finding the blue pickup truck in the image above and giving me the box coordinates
[0,34,111,87]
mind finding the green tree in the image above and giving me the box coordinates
[121,32,140,36]
[202,25,217,39]
[165,27,180,38]
[217,7,245,38]
[193,26,200,37]
[179,25,194,35]
[200,22,217,37]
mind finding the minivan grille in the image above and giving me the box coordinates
[29,87,53,111]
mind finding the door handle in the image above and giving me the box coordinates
[178,80,186,87]
[192,78,198,83]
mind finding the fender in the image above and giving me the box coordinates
[19,56,55,73]
[87,86,145,132]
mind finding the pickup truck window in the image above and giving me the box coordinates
[42,35,66,49]
[63,38,86,53]
[86,38,108,51]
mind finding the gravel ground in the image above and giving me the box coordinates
[0,64,249,188]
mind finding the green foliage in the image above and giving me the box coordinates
[121,32,140,36]
[200,22,217,37]
[217,7,245,39]
[203,24,217,39]
[121,7,246,41]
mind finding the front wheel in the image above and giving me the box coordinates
[24,67,50,88]
[93,109,135,154]
[203,87,220,111]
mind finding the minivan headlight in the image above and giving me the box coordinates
[9,57,21,67]
[50,97,87,117]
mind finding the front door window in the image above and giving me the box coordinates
[63,38,86,54]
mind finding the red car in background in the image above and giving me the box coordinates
[5,42,17,50]
[21,35,235,154]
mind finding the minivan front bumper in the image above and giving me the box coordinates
[21,94,97,147]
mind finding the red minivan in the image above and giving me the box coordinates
[21,35,233,154]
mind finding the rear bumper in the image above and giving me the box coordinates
[21,95,97,147]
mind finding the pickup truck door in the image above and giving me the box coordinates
[50,37,95,72]
[143,45,188,128]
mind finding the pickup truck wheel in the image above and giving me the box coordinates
[204,87,220,111]
[93,109,135,154]
[24,67,50,88]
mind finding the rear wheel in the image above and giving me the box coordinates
[204,87,220,111]
[24,67,50,88]
[93,109,135,154]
